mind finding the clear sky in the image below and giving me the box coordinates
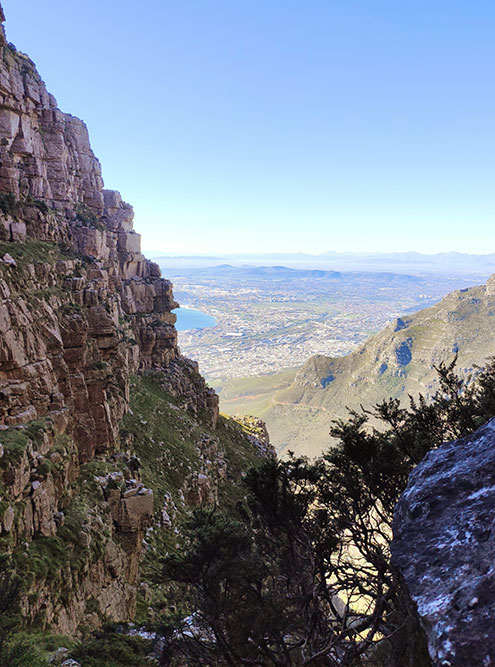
[3,1,495,255]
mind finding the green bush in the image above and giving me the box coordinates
[70,629,152,666]
[0,637,48,666]
[75,204,105,231]
[162,357,495,666]
[0,193,18,215]
[33,199,49,214]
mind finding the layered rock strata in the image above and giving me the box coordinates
[0,3,219,634]
[0,10,218,454]
[392,419,495,667]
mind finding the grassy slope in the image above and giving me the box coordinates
[212,368,297,417]
[122,373,267,582]
[215,282,495,457]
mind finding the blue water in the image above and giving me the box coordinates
[172,308,217,331]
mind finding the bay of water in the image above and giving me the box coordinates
[172,308,217,331]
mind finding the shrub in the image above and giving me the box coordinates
[161,357,495,666]
[0,193,18,215]
[70,628,152,666]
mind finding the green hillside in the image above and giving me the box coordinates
[217,277,495,457]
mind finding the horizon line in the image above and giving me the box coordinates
[142,249,495,259]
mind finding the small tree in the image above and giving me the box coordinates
[161,357,495,666]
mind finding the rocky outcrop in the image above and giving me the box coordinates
[0,0,222,460]
[183,434,228,506]
[0,415,155,634]
[154,356,219,428]
[232,415,275,459]
[392,419,495,667]
[0,2,224,636]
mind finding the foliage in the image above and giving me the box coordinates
[0,568,51,665]
[0,418,48,466]
[0,239,76,267]
[75,203,105,231]
[32,199,49,214]
[0,193,19,215]
[70,627,152,667]
[161,357,495,666]
[0,568,23,654]
[161,463,340,666]
[0,637,48,666]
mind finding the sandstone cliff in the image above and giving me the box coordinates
[0,4,267,638]
[0,6,218,446]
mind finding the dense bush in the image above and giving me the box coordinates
[0,193,18,215]
[161,357,495,666]
[0,638,48,667]
[70,627,152,667]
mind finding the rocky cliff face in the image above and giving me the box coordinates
[0,3,246,636]
[0,7,218,448]
[392,419,495,667]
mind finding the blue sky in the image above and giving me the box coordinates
[3,0,495,254]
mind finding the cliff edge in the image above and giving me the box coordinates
[0,4,268,638]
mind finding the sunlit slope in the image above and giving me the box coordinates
[217,277,495,457]
[214,369,297,426]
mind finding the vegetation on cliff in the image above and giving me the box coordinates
[0,372,272,665]
[160,357,495,666]
[0,5,274,661]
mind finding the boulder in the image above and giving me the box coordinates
[118,489,153,532]
[392,419,495,667]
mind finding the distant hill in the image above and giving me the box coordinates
[216,274,495,457]
[152,251,495,275]
[167,264,341,280]
[165,263,425,285]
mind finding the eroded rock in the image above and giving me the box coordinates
[0,0,239,639]
[392,419,495,667]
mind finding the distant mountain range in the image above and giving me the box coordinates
[150,251,495,276]
[215,274,495,457]
[168,264,342,279]
[164,263,424,284]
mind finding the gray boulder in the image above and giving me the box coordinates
[392,418,495,667]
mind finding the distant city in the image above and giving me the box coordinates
[160,260,487,381]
